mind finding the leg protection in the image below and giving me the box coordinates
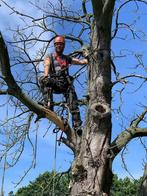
[39,76,53,110]
[64,85,82,127]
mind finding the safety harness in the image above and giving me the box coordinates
[50,53,71,78]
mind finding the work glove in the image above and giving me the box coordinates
[82,45,90,59]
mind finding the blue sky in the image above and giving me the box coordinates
[0,0,146,195]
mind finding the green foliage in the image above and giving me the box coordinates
[110,174,142,196]
[14,171,70,196]
[14,172,142,196]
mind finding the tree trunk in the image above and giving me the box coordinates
[139,164,147,196]
[70,19,113,196]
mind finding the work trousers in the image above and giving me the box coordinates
[39,76,82,127]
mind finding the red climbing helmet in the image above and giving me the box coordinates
[54,35,65,45]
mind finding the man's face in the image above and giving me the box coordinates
[54,42,65,54]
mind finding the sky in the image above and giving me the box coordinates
[0,0,146,195]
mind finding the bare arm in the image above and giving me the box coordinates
[72,58,88,65]
[44,56,51,77]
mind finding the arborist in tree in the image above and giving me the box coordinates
[39,35,88,135]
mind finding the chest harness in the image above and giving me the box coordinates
[50,53,70,78]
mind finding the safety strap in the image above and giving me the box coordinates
[50,53,56,74]
[50,53,70,77]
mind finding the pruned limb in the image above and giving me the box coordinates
[90,102,111,119]
[110,108,147,159]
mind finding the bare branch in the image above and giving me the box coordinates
[82,0,92,23]
[8,33,84,47]
[0,90,8,95]
[34,13,91,26]
[112,74,147,86]
[1,0,90,28]
[112,0,147,39]
[110,108,147,159]
[0,0,35,21]
[130,109,147,128]
[0,32,65,132]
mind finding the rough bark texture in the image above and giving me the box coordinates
[70,1,114,194]
[0,1,147,196]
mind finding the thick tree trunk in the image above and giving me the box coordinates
[70,21,113,195]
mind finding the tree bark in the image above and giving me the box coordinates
[70,1,115,194]
[139,164,147,196]
[1,1,146,196]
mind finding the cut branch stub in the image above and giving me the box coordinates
[90,103,110,119]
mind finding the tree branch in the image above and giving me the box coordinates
[60,136,75,153]
[110,108,147,159]
[112,74,147,86]
[0,32,65,131]
[0,90,8,95]
[112,0,147,39]
[0,0,35,21]
[1,0,90,27]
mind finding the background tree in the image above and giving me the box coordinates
[111,174,141,196]
[13,172,141,196]
[14,172,70,196]
[0,0,146,195]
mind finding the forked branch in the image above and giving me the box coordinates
[110,108,147,159]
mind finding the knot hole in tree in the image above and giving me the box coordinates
[90,103,111,119]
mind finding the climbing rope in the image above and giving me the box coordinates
[1,92,9,196]
[51,103,69,195]
[52,130,58,196]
